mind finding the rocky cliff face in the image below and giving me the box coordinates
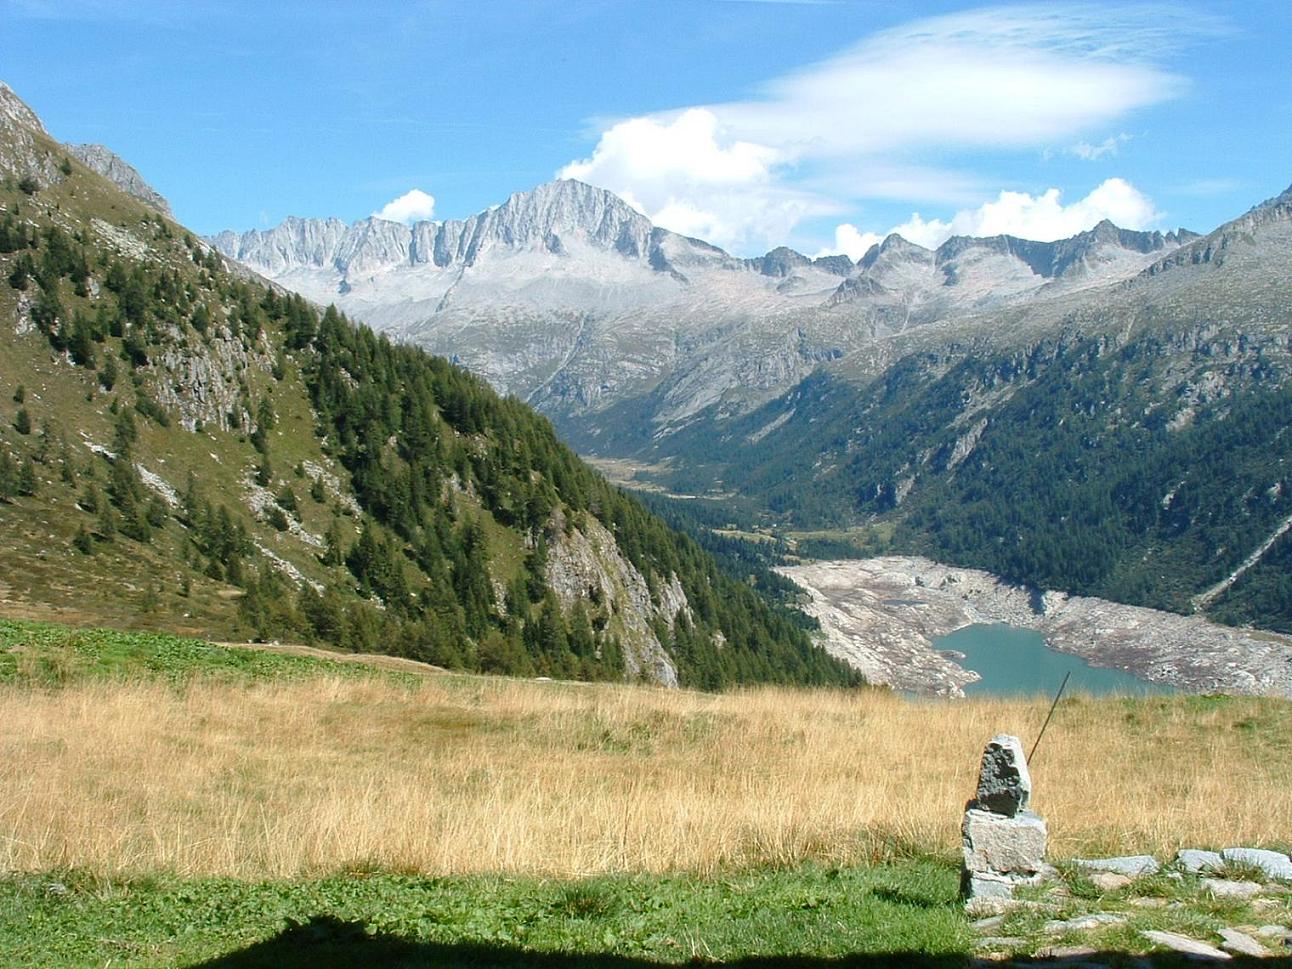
[545,512,689,686]
[0,81,63,184]
[69,144,172,217]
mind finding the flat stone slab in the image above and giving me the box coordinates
[1218,928,1267,957]
[1073,855,1159,877]
[1142,930,1231,960]
[1203,878,1263,899]
[975,734,1031,816]
[963,808,1048,875]
[1176,848,1223,873]
[1044,913,1126,934]
[1089,871,1132,892]
[1221,847,1292,880]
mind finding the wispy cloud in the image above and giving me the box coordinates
[561,4,1217,252]
[1067,133,1132,160]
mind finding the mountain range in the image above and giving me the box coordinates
[212,180,1196,439]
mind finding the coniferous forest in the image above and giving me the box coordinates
[0,178,859,690]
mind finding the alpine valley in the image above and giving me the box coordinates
[4,68,1292,698]
[212,162,1292,695]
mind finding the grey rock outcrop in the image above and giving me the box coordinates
[1175,848,1223,873]
[69,143,172,217]
[1220,847,1292,881]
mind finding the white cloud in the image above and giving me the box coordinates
[556,108,805,251]
[817,224,883,261]
[373,188,436,224]
[560,5,1212,253]
[558,108,832,250]
[823,177,1161,256]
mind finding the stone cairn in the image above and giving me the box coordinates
[961,734,1050,903]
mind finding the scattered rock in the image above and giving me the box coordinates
[1256,925,1290,939]
[1129,896,1169,908]
[1176,848,1223,874]
[1217,928,1267,957]
[1033,944,1102,960]
[1221,847,1292,881]
[1073,855,1160,877]
[975,734,1032,816]
[975,936,1026,949]
[964,897,1054,917]
[1141,929,1231,960]
[972,915,1007,933]
[1044,913,1126,934]
[1202,878,1263,899]
[1090,872,1133,892]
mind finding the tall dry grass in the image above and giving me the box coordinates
[1,675,1289,878]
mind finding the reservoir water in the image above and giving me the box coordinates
[936,623,1170,697]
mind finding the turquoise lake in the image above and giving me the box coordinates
[936,623,1170,697]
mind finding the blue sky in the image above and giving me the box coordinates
[3,0,1289,257]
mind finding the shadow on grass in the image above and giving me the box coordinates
[187,914,1292,969]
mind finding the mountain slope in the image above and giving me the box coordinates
[645,182,1292,631]
[0,82,857,690]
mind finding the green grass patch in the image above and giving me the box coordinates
[0,618,393,687]
[0,862,972,968]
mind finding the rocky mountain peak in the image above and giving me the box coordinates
[0,82,45,136]
[465,178,656,262]
[69,143,173,217]
[752,246,812,277]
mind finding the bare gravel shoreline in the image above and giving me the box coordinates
[777,556,1292,697]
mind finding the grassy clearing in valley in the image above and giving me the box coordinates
[3,619,1292,881]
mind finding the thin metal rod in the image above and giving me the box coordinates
[1028,671,1071,764]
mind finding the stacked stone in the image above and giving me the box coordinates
[961,734,1049,902]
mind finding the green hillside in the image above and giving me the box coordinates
[0,119,857,690]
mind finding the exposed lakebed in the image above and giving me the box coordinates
[777,556,1292,697]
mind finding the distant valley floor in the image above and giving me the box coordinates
[779,556,1292,697]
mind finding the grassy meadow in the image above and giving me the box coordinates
[4,618,1292,965]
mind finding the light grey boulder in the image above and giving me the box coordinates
[1203,878,1262,899]
[974,734,1031,816]
[1141,930,1232,960]
[1221,847,1292,880]
[963,808,1048,874]
[1072,855,1159,877]
[1176,848,1223,873]
[1089,871,1132,892]
[1218,928,1267,957]
[1043,912,1126,934]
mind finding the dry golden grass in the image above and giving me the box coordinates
[2,674,1289,879]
